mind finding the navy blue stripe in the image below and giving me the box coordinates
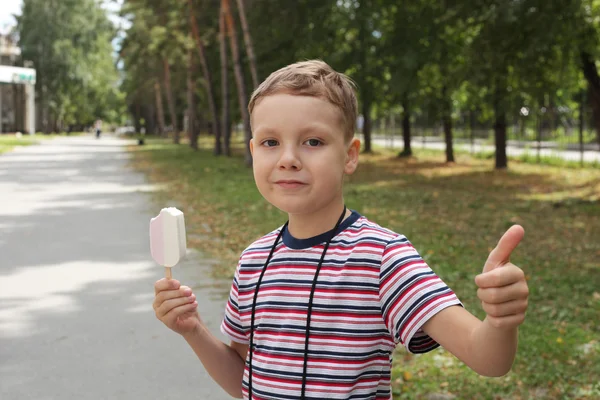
[253,323,390,336]
[254,345,391,359]
[379,254,424,281]
[250,363,389,381]
[246,381,392,400]
[380,270,436,315]
[394,286,451,334]
[240,301,381,312]
[239,279,380,290]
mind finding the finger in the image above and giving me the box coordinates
[156,293,197,318]
[154,278,181,295]
[153,286,194,311]
[477,281,529,304]
[486,313,526,330]
[163,302,199,325]
[483,225,525,272]
[475,264,525,288]
[481,298,528,318]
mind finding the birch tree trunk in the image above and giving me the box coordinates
[163,58,179,144]
[235,0,259,88]
[154,81,166,136]
[223,0,252,165]
[188,0,221,143]
[220,4,230,156]
[187,49,198,150]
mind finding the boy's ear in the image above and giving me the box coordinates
[249,138,255,156]
[344,138,360,175]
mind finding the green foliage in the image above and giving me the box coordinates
[17,0,125,129]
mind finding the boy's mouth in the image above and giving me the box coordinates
[275,180,306,189]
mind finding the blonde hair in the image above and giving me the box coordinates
[248,60,358,141]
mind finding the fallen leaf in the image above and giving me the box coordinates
[403,371,412,381]
[556,337,563,344]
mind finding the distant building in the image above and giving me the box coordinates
[0,33,36,134]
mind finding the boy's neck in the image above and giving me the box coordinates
[286,201,351,240]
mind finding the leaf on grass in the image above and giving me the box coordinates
[403,371,413,381]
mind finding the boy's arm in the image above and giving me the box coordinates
[422,225,528,377]
[182,326,248,398]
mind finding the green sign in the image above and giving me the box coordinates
[0,66,37,85]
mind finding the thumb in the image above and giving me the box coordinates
[482,225,525,273]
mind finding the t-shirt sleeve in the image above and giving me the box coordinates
[220,260,250,344]
[379,235,462,354]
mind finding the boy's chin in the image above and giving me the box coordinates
[270,201,315,216]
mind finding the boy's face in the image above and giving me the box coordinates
[250,93,360,216]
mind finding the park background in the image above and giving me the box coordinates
[1,0,599,399]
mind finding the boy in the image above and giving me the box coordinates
[153,60,529,400]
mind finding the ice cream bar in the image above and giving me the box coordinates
[150,207,187,278]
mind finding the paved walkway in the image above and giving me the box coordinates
[368,135,600,164]
[0,135,233,399]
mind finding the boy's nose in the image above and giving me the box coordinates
[277,146,301,170]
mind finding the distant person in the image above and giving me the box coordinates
[153,60,530,399]
[95,119,102,139]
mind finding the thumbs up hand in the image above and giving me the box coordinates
[475,225,529,330]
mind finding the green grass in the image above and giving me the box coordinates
[130,136,600,400]
[0,132,85,154]
[0,134,41,154]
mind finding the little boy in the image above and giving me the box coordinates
[153,60,529,400]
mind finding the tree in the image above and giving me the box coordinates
[188,0,220,143]
[219,2,230,156]
[187,48,198,149]
[235,0,259,88]
[17,0,124,131]
[222,0,252,165]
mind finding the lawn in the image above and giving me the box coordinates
[129,135,600,400]
[0,132,85,154]
[0,134,41,154]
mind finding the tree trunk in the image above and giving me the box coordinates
[235,0,259,88]
[187,49,198,150]
[154,81,166,136]
[223,0,252,165]
[581,51,600,147]
[442,86,454,163]
[400,99,412,157]
[494,112,508,169]
[42,84,50,134]
[163,58,179,144]
[188,0,220,142]
[580,90,585,166]
[134,103,141,134]
[362,93,372,153]
[145,103,157,135]
[470,109,476,153]
[219,5,229,156]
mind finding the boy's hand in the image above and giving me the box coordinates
[475,225,529,330]
[153,278,201,336]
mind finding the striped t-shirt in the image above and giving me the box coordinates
[220,210,461,400]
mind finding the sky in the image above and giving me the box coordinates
[0,0,22,34]
[0,0,127,35]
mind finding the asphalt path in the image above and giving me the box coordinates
[0,135,233,400]
[369,135,600,164]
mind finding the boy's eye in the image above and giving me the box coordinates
[304,138,322,147]
[263,139,279,147]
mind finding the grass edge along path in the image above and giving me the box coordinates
[129,137,599,400]
[0,132,87,154]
